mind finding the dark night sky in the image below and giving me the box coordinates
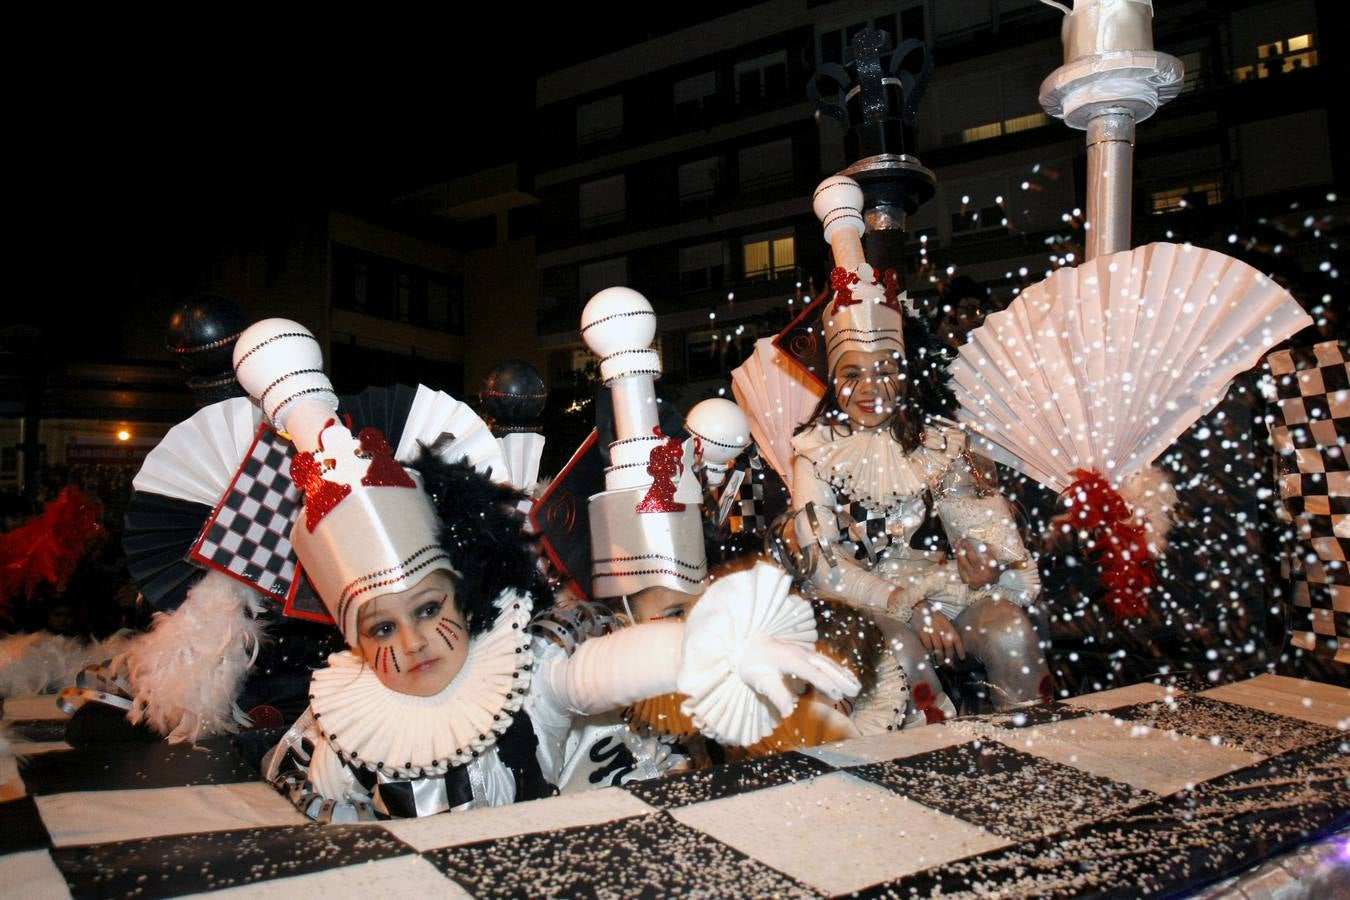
[10,7,764,353]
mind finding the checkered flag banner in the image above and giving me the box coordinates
[189,424,309,613]
[1266,339,1350,663]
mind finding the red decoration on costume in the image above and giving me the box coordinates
[291,451,352,532]
[244,705,286,730]
[1038,673,1054,704]
[911,682,946,724]
[1065,469,1156,624]
[358,427,416,488]
[829,267,862,314]
[637,427,687,513]
[881,268,904,313]
[0,485,106,602]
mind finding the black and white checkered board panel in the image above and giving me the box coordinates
[3,674,1347,898]
[191,425,304,604]
[1268,340,1350,663]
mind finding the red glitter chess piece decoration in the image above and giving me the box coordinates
[290,437,352,533]
[636,427,687,514]
[881,268,904,312]
[358,427,416,489]
[829,267,862,313]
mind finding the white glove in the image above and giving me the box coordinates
[733,635,861,719]
[677,561,861,746]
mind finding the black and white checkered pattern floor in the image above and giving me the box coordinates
[3,675,1347,898]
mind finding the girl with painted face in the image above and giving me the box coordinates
[786,177,1051,726]
[234,320,859,821]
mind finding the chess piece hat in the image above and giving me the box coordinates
[581,288,708,599]
[233,319,455,643]
[813,176,906,372]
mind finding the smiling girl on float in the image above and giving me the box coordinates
[787,176,1051,725]
[232,320,858,822]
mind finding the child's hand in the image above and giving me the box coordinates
[955,539,1000,588]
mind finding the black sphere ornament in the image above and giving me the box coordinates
[166,294,249,376]
[482,359,547,435]
[166,294,250,408]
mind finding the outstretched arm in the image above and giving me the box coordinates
[531,562,861,747]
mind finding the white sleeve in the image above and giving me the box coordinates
[530,624,683,719]
[790,454,899,611]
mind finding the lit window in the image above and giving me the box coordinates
[1003,112,1048,134]
[577,96,623,145]
[959,111,1048,144]
[1150,182,1222,215]
[743,231,795,278]
[1235,33,1317,82]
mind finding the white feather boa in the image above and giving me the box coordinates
[118,571,267,744]
[0,630,135,696]
[1118,466,1180,556]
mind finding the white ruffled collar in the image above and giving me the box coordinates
[793,425,925,513]
[793,422,968,513]
[308,590,533,779]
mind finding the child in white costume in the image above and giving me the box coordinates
[789,178,1050,724]
[230,320,858,821]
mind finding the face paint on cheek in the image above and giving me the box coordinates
[437,618,460,652]
[390,648,401,674]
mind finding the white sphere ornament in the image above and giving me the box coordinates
[686,398,751,467]
[581,287,656,357]
[233,318,336,436]
[813,175,865,241]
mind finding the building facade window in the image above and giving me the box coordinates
[738,138,793,190]
[674,71,718,109]
[678,241,726,292]
[940,64,1049,146]
[817,8,916,66]
[733,50,788,104]
[578,175,626,228]
[331,244,463,333]
[742,230,796,279]
[1150,182,1223,214]
[1234,33,1317,81]
[577,95,623,145]
[678,157,720,201]
[578,257,628,301]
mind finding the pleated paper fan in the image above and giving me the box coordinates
[950,242,1312,493]
[395,385,508,482]
[731,338,825,491]
[131,397,262,507]
[497,432,546,492]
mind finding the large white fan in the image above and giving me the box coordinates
[950,242,1312,492]
[132,397,262,506]
[731,338,826,491]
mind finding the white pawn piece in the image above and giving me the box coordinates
[581,288,664,490]
[686,398,751,486]
[812,175,866,271]
[233,318,338,453]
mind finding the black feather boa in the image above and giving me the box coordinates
[409,440,550,636]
